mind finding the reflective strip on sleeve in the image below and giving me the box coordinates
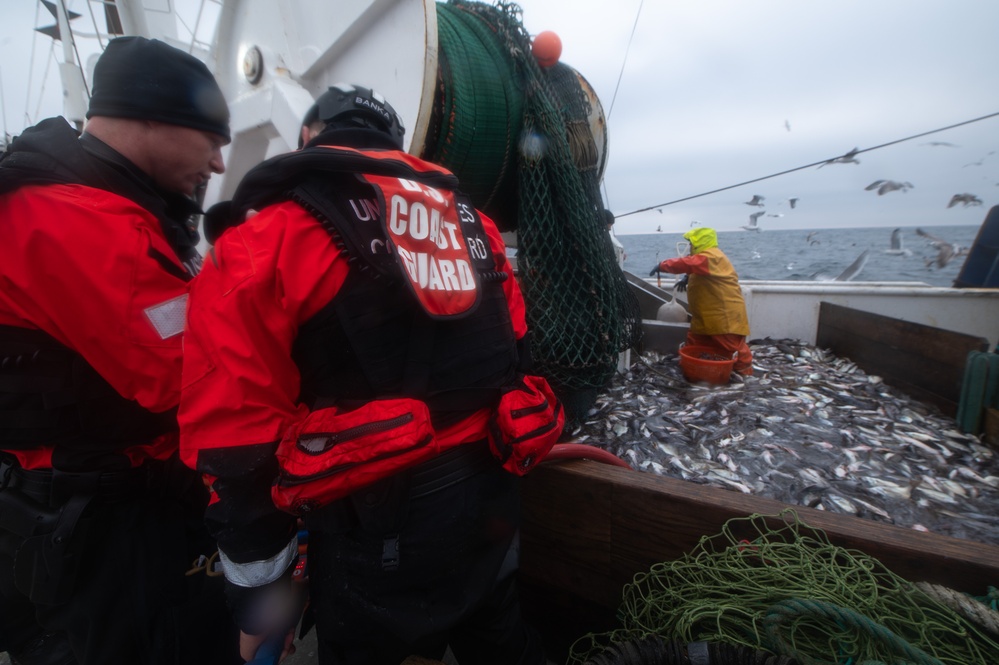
[144,294,188,339]
[218,536,298,588]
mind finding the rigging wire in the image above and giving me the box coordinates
[60,0,92,102]
[24,0,42,128]
[615,110,999,218]
[187,0,209,55]
[32,42,56,126]
[602,0,644,213]
[0,67,8,142]
[84,0,110,51]
[175,12,199,53]
[53,0,96,99]
[606,0,643,122]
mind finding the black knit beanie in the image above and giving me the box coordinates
[86,36,230,141]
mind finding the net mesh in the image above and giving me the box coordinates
[568,510,999,665]
[425,1,643,427]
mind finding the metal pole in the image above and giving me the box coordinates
[55,0,87,130]
[0,65,9,146]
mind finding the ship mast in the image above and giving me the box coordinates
[52,0,87,130]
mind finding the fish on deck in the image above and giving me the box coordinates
[569,339,999,546]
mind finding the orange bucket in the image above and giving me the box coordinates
[678,345,736,385]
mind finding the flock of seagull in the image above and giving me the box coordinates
[913,227,970,269]
[741,195,798,231]
[876,226,968,269]
[861,179,982,209]
[738,143,989,234]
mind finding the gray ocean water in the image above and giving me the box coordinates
[615,225,981,288]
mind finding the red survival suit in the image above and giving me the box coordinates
[179,127,556,664]
[0,117,237,664]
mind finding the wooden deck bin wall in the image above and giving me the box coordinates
[815,302,989,416]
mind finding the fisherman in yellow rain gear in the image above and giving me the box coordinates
[650,226,754,375]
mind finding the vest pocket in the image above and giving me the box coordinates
[487,374,565,476]
[272,398,438,515]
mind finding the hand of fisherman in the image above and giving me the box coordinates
[674,275,689,292]
[648,262,663,277]
[241,628,296,663]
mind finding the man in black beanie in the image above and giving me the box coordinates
[0,36,240,665]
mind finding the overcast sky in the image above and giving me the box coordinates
[3,0,998,235]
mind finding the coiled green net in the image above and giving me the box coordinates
[569,510,999,665]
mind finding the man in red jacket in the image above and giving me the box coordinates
[180,84,562,665]
[0,37,239,664]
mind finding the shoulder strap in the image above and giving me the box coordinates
[290,172,400,281]
[227,146,459,225]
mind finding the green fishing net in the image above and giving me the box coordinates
[424,1,643,427]
[569,509,999,665]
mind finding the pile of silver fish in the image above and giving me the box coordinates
[570,338,999,545]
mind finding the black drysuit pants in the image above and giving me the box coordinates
[0,459,240,665]
[305,449,545,665]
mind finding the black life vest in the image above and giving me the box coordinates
[0,325,176,462]
[227,141,520,427]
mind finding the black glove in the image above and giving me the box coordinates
[675,275,689,292]
[649,263,662,277]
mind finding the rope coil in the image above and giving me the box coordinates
[915,583,999,637]
[568,510,999,665]
[764,598,944,665]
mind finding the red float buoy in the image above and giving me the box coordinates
[531,30,562,68]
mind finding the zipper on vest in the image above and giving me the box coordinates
[296,413,414,455]
[280,433,434,486]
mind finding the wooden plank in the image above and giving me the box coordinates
[519,458,615,602]
[520,460,999,614]
[816,302,988,416]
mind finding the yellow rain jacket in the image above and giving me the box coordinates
[660,228,750,336]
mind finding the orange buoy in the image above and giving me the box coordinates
[531,30,562,68]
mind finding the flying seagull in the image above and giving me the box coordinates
[806,231,819,245]
[742,211,764,232]
[947,193,982,208]
[744,195,765,207]
[883,228,912,256]
[788,197,799,209]
[819,147,860,168]
[963,151,995,168]
[864,180,913,195]
[916,228,966,269]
